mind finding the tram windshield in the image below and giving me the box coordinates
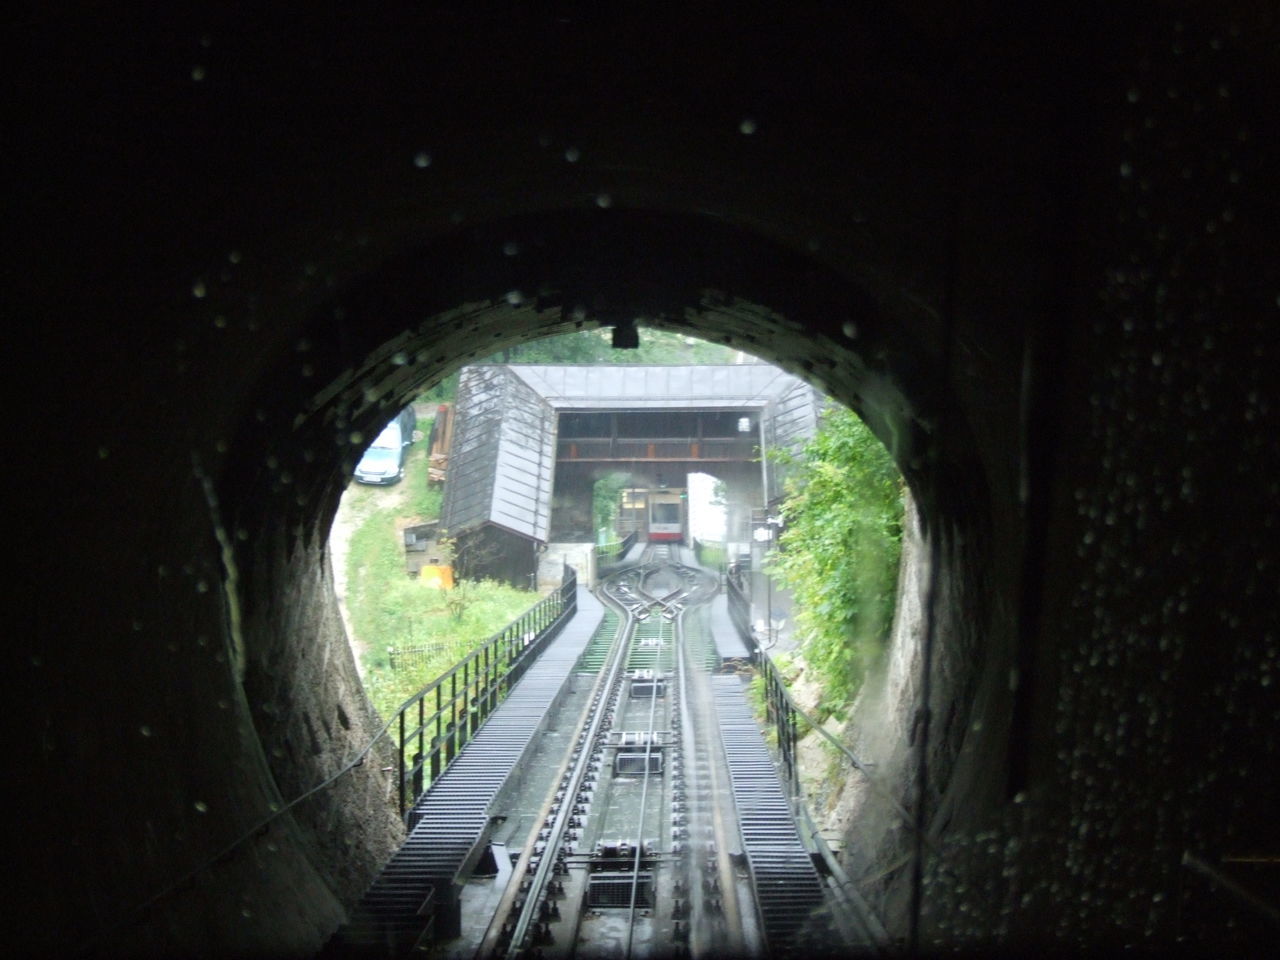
[652,502,681,524]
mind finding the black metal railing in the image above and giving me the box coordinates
[725,569,754,654]
[390,563,578,820]
[756,652,802,793]
[387,640,452,671]
[596,530,638,566]
[753,650,902,824]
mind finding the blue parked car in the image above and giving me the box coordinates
[353,407,416,484]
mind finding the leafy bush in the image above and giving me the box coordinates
[592,471,632,541]
[695,540,727,570]
[345,503,538,722]
[769,407,904,716]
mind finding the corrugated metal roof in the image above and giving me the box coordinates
[443,364,820,542]
[441,366,556,541]
[764,378,824,502]
[506,364,802,409]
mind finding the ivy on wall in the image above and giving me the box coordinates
[770,407,905,717]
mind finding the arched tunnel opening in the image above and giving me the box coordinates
[17,4,1279,958]
[52,208,993,958]
[221,210,992,955]
[323,314,925,955]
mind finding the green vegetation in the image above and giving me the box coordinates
[694,539,727,570]
[363,589,539,723]
[592,471,632,542]
[769,407,904,719]
[341,415,539,723]
[407,471,443,521]
[346,504,539,721]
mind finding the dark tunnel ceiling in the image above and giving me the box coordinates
[219,209,990,550]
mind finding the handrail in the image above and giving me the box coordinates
[394,563,578,821]
[82,563,580,949]
[755,650,915,834]
[724,571,755,656]
[596,530,637,566]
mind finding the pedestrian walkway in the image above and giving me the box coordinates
[324,578,605,954]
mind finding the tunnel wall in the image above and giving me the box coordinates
[14,3,1279,957]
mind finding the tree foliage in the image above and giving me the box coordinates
[592,471,632,539]
[770,407,904,716]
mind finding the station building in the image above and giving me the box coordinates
[439,363,821,586]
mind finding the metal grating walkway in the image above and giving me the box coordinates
[326,585,604,956]
[712,675,828,954]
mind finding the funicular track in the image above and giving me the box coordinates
[473,544,838,959]
[331,545,843,959]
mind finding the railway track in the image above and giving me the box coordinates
[329,544,840,958]
[474,544,830,959]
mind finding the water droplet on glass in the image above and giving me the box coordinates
[348,431,364,445]
[739,118,757,135]
[192,280,207,299]
[564,147,581,163]
[391,351,408,366]
[841,321,858,339]
[196,579,209,594]
[191,65,206,82]
[413,152,432,168]
[194,801,209,814]
[506,290,524,306]
[1120,162,1133,178]
[596,193,612,208]
[139,725,153,737]
[98,446,110,459]
[503,241,519,256]
[1126,87,1140,103]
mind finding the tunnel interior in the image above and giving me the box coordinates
[16,3,1280,957]
[226,209,993,950]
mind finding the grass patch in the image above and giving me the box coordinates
[695,540,727,570]
[338,413,535,725]
[405,417,443,522]
[408,478,442,522]
[345,503,538,723]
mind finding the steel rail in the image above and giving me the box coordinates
[620,549,677,959]
[499,587,638,958]
[623,619,665,959]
